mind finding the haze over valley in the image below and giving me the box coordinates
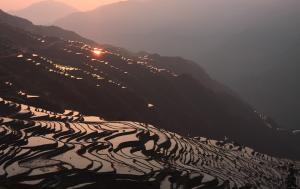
[54,0,300,130]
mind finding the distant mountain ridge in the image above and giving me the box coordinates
[10,0,78,25]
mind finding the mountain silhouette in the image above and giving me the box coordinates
[11,0,78,25]
[55,0,300,130]
[0,9,93,45]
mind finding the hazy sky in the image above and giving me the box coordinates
[0,0,123,11]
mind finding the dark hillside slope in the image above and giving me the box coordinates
[0,12,299,159]
[55,0,300,130]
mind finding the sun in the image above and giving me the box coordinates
[92,48,102,56]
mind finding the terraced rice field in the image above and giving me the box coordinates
[0,21,299,188]
[1,31,300,163]
[0,97,297,189]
